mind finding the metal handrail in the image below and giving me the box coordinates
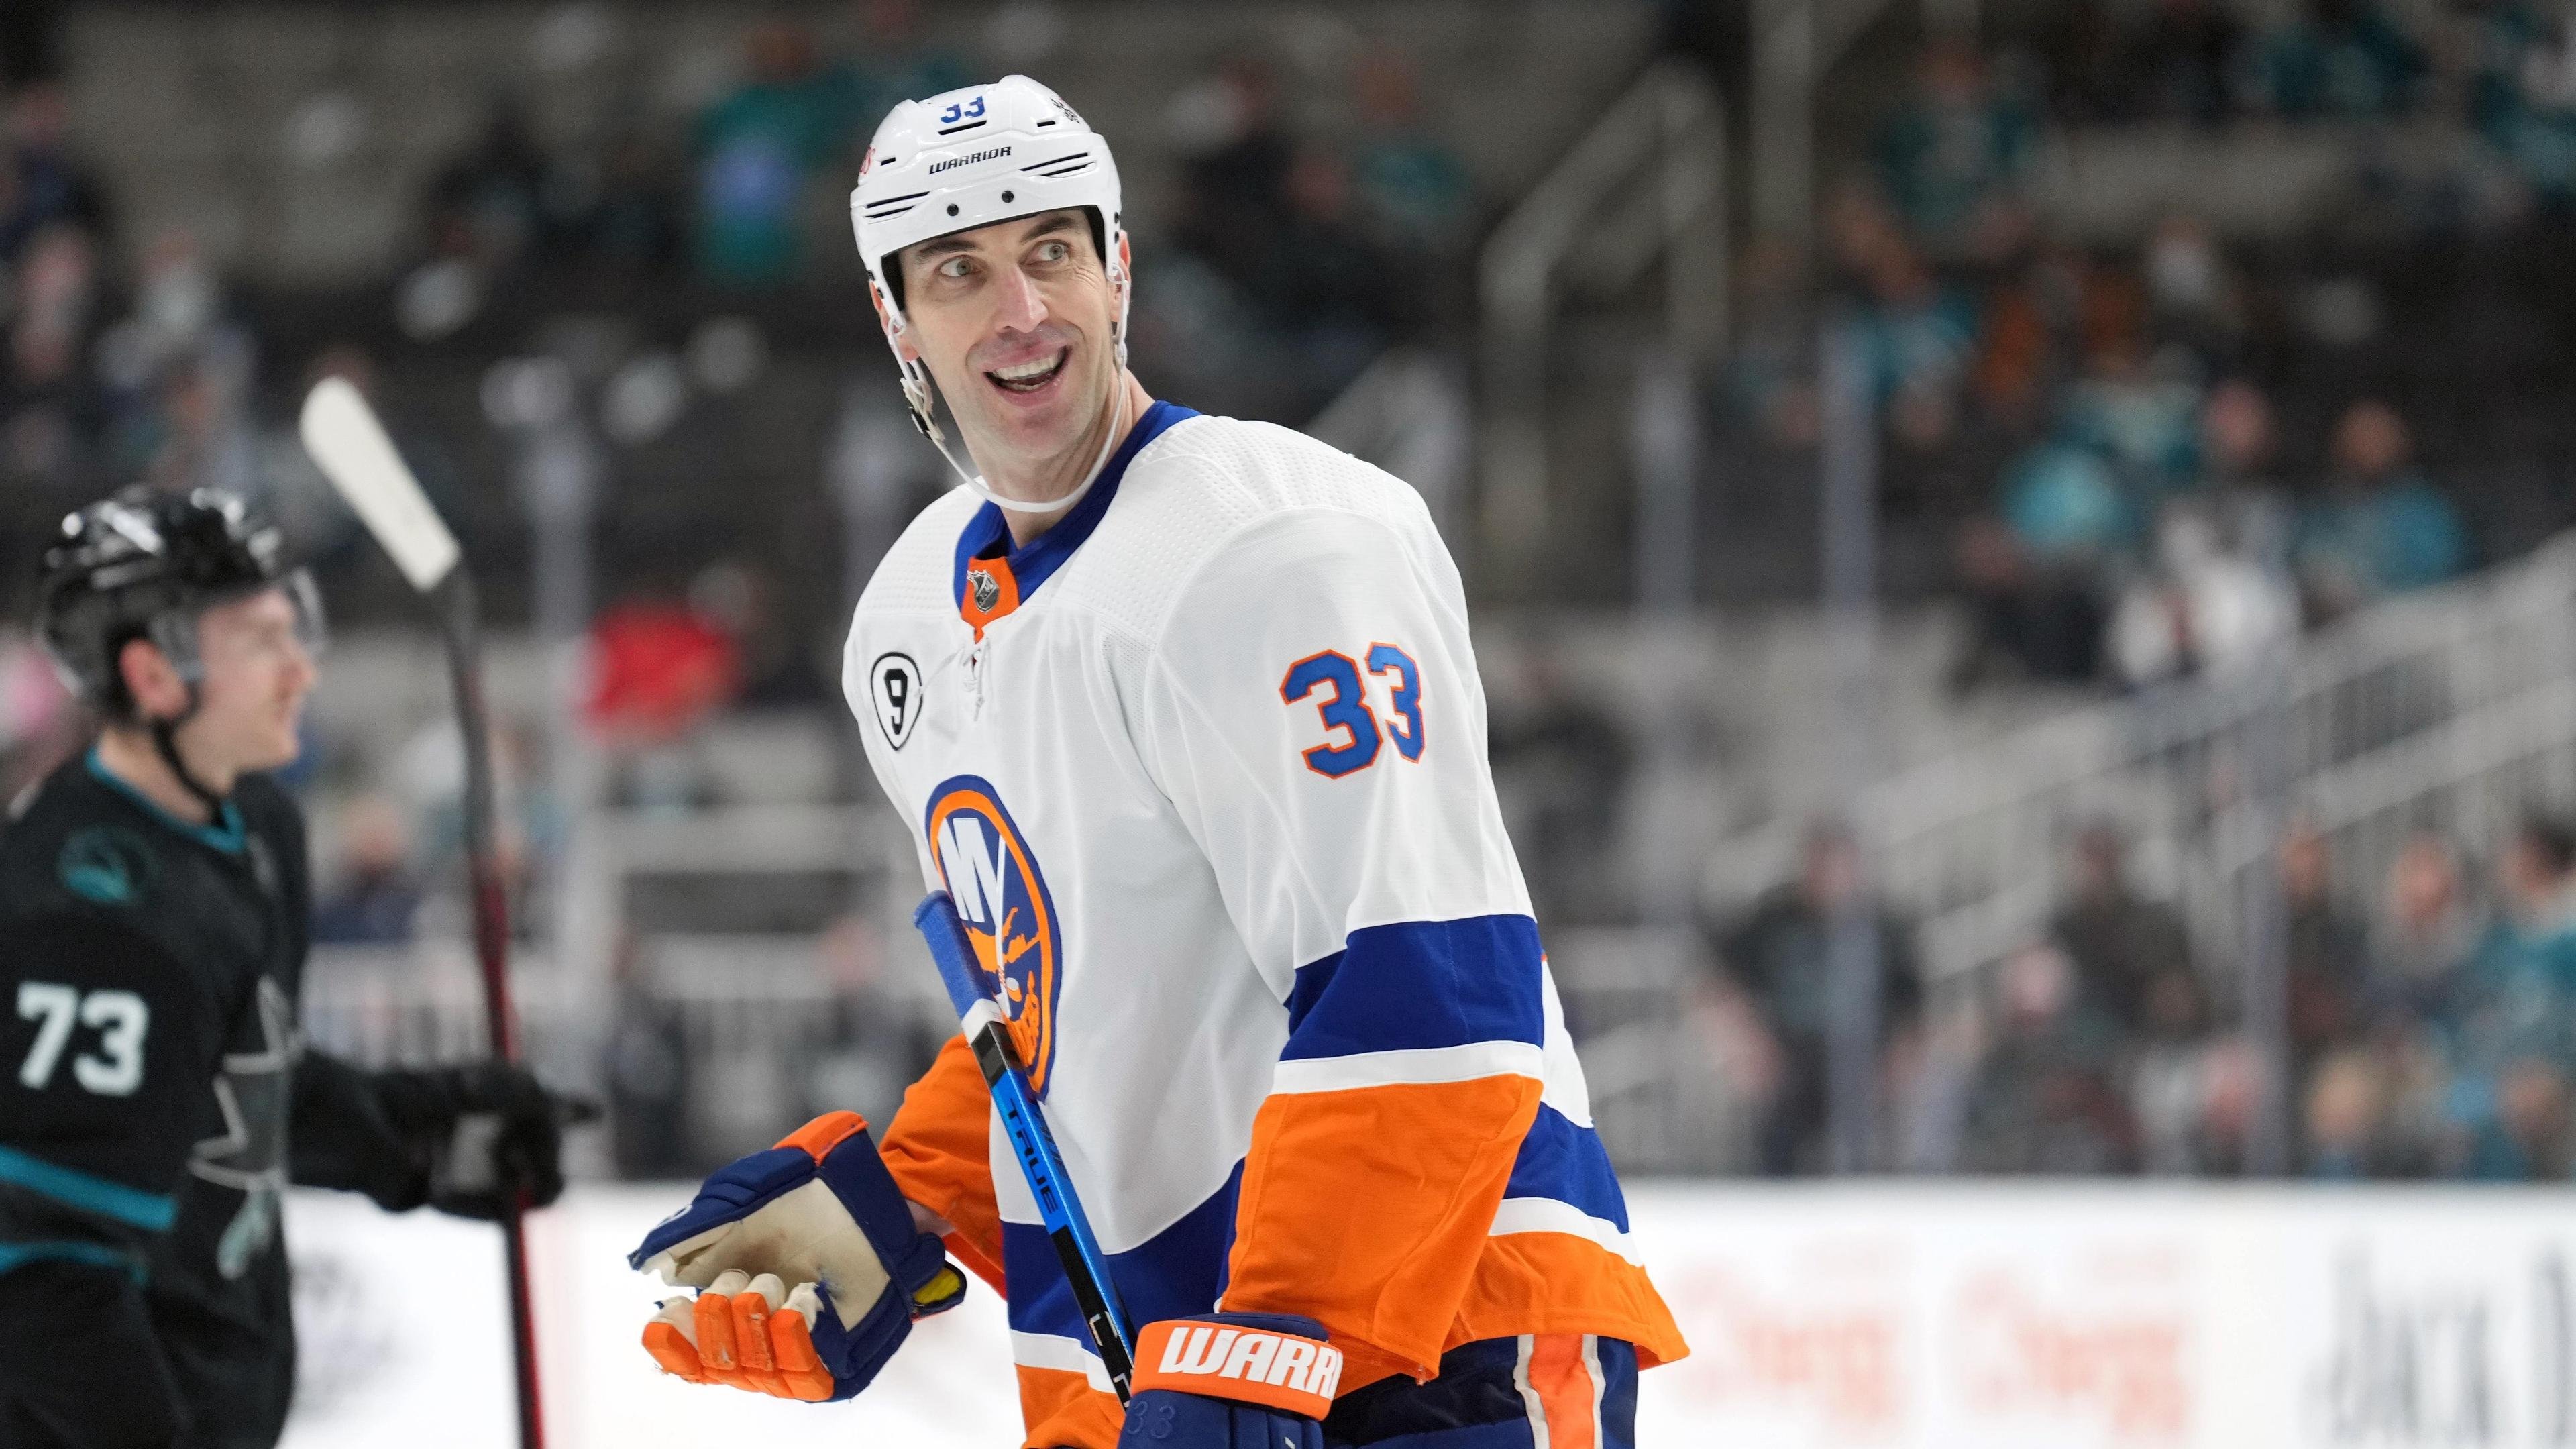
[1846,534,2576,985]
[1477,60,1726,580]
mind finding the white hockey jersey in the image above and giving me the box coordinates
[843,402,1682,1449]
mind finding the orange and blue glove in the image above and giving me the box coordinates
[1120,1313,1341,1447]
[627,1110,965,1401]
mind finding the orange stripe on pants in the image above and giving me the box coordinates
[1523,1334,1600,1449]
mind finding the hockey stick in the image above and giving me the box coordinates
[298,377,550,1449]
[914,892,1137,1401]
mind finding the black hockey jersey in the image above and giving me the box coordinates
[0,751,433,1447]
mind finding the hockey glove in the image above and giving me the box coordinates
[1120,1313,1341,1448]
[376,1061,590,1221]
[629,1110,966,1401]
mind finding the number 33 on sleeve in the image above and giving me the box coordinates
[1279,643,1423,778]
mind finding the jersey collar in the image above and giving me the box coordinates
[952,399,1198,633]
[85,747,247,855]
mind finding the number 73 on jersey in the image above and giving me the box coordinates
[1280,643,1424,779]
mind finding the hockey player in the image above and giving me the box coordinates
[632,76,1686,1448]
[0,488,576,1449]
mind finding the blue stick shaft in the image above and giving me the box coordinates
[912,892,1137,1397]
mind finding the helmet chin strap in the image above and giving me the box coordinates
[899,350,1130,519]
[147,690,229,812]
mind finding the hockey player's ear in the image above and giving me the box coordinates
[869,280,922,365]
[117,636,189,722]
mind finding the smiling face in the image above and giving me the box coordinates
[121,586,318,779]
[889,209,1126,492]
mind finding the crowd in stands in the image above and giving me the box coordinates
[1723,2,2576,698]
[401,5,1467,419]
[1706,808,2576,1182]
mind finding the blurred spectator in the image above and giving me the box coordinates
[1972,241,2098,431]
[694,21,849,287]
[800,914,946,1126]
[1490,639,1630,926]
[311,794,423,945]
[2468,3,2576,208]
[604,935,698,1178]
[578,127,684,278]
[1349,53,1472,256]
[2237,0,2427,121]
[0,625,76,800]
[2303,1044,2387,1176]
[2130,965,2219,1172]
[1728,235,1821,447]
[2439,814,2576,1177]
[1169,56,1295,295]
[1256,147,1409,394]
[2115,0,2244,125]
[2294,400,2469,621]
[1708,822,1922,1175]
[422,97,564,278]
[6,225,99,478]
[2367,829,2486,1026]
[2192,379,2294,563]
[2142,213,2243,363]
[690,558,816,706]
[1872,43,2036,260]
[1949,502,2110,690]
[2280,821,2369,1077]
[1960,943,2135,1172]
[586,594,743,747]
[0,82,105,265]
[847,0,971,137]
[2050,821,2194,1039]
[1844,232,1979,452]
[2053,334,2202,509]
[2107,500,2296,688]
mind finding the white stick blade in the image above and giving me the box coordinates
[298,376,461,593]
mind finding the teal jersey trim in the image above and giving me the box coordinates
[0,1238,147,1283]
[0,1143,178,1232]
[83,747,246,855]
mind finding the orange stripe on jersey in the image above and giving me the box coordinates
[1452,1229,1690,1371]
[879,1034,1006,1291]
[1012,1363,1124,1449]
[1525,1334,1600,1449]
[1221,1073,1542,1383]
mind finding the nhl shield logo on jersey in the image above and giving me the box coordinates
[924,775,1064,1094]
[969,567,1002,614]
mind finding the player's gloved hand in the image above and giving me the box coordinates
[1120,1313,1342,1448]
[382,1061,591,1220]
[628,1110,966,1401]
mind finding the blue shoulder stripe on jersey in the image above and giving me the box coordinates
[85,748,246,855]
[0,1238,147,1283]
[1281,915,1546,1061]
[1001,1160,1242,1344]
[951,399,1200,614]
[0,1145,178,1232]
[1502,1104,1631,1232]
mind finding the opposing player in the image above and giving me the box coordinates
[633,76,1685,1447]
[0,488,576,1448]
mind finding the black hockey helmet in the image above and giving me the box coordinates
[37,486,324,718]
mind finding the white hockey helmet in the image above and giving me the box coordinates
[851,76,1130,449]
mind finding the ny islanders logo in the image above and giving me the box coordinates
[924,776,1064,1094]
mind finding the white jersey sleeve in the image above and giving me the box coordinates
[1138,492,1549,1383]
